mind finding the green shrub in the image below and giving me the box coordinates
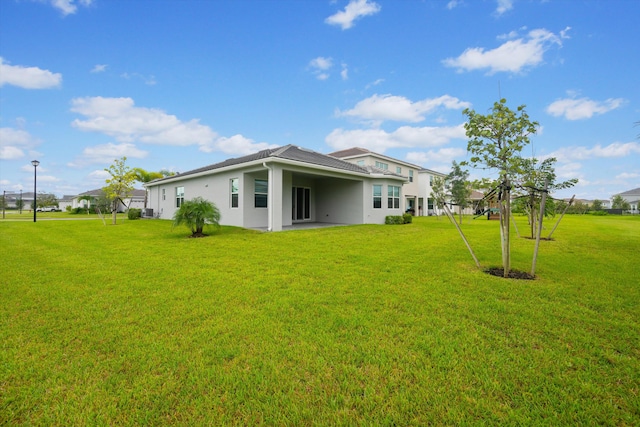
[402,213,413,224]
[127,208,142,220]
[70,207,88,214]
[385,215,403,225]
[591,210,608,216]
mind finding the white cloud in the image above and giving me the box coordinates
[495,0,513,16]
[80,142,148,164]
[70,96,271,156]
[447,1,461,10]
[325,0,381,30]
[337,94,471,125]
[616,172,640,180]
[365,78,385,90]
[546,97,626,120]
[87,170,110,180]
[0,127,41,159]
[50,0,93,16]
[309,57,333,80]
[442,27,568,74]
[207,134,278,155]
[91,64,107,73]
[548,142,640,162]
[326,124,466,153]
[0,57,62,89]
[406,147,467,165]
[71,96,218,147]
[121,72,157,85]
[341,63,349,80]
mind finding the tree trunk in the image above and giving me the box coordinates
[500,180,511,277]
[112,200,117,225]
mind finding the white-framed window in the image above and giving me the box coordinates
[388,185,400,209]
[357,160,365,166]
[409,170,414,183]
[255,179,268,208]
[373,184,382,209]
[231,178,239,208]
[162,188,166,201]
[375,161,388,170]
[176,186,184,208]
[396,166,402,174]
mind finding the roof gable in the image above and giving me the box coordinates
[329,146,423,170]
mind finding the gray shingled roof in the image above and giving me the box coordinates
[149,145,382,183]
[616,187,640,196]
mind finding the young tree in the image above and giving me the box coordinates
[172,197,221,237]
[15,197,24,212]
[103,157,136,225]
[448,161,471,224]
[463,99,539,277]
[516,157,578,238]
[591,199,604,211]
[430,176,447,219]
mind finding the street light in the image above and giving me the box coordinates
[31,160,39,223]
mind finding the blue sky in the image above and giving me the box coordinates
[1,0,639,200]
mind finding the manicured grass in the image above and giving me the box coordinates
[1,215,638,425]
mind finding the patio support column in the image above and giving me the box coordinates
[264,163,283,232]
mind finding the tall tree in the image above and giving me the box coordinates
[448,161,471,224]
[103,157,136,225]
[463,99,539,277]
[133,168,175,209]
[591,199,604,211]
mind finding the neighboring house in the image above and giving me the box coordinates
[70,189,145,212]
[58,195,76,211]
[612,187,640,213]
[1,192,55,209]
[329,147,447,216]
[145,145,407,231]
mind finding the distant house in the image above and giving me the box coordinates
[329,147,448,216]
[2,192,56,210]
[58,195,76,211]
[145,145,407,231]
[69,189,145,212]
[612,187,640,213]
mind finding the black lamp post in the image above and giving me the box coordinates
[31,160,39,222]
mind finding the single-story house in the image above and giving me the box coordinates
[145,145,408,231]
[1,192,56,210]
[69,189,146,212]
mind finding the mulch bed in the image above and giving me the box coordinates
[485,267,535,280]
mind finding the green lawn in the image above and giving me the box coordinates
[1,215,638,425]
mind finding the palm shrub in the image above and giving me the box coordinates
[172,197,221,237]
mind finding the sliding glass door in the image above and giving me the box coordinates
[292,187,310,221]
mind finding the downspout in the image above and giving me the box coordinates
[263,162,273,232]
